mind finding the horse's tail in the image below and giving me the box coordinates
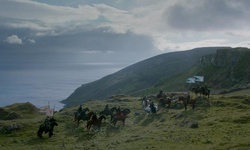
[37,127,42,138]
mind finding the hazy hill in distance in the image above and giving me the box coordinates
[62,47,233,107]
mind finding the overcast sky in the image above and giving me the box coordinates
[1,0,250,66]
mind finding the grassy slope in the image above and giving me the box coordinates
[0,91,250,150]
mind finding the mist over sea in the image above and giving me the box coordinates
[0,61,125,111]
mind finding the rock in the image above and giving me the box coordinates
[175,113,183,119]
[134,112,140,116]
[189,121,198,128]
[4,124,23,133]
[159,118,165,122]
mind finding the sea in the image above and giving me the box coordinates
[0,61,126,111]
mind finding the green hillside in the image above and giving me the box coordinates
[145,47,250,95]
[63,47,230,107]
[0,102,40,120]
[0,91,250,149]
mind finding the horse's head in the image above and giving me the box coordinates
[111,107,117,112]
[51,122,58,126]
[122,108,131,115]
[87,111,94,117]
[84,107,90,112]
[98,115,106,120]
[49,118,56,123]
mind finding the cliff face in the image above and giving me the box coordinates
[213,49,241,67]
[198,47,250,88]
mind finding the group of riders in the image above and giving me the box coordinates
[143,82,210,110]
[40,83,210,137]
[75,104,122,122]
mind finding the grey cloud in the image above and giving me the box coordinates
[165,0,249,31]
[33,28,154,53]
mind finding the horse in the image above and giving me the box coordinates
[74,107,89,122]
[144,103,158,114]
[37,118,58,138]
[111,108,131,126]
[178,95,196,110]
[191,86,201,96]
[200,86,210,100]
[99,106,117,122]
[192,86,210,100]
[86,115,106,130]
[76,111,94,126]
[158,97,172,108]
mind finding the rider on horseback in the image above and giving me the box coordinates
[44,116,51,129]
[77,104,83,114]
[204,83,208,91]
[187,92,190,104]
[92,113,98,122]
[116,106,122,117]
[104,104,109,111]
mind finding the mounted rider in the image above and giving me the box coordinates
[104,104,109,111]
[44,116,51,129]
[204,83,208,90]
[116,106,122,117]
[157,89,164,99]
[92,113,98,122]
[149,102,156,114]
[187,92,191,104]
[77,104,83,114]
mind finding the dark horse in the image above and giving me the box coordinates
[74,107,89,122]
[111,108,131,126]
[192,86,210,100]
[200,86,210,100]
[86,115,106,130]
[76,111,94,126]
[99,106,117,122]
[178,95,196,110]
[37,118,58,138]
[191,86,200,96]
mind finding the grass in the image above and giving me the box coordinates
[0,92,250,150]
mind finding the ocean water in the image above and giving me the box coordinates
[0,62,125,111]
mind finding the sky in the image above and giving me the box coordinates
[1,0,250,68]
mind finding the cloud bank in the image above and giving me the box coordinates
[0,0,250,55]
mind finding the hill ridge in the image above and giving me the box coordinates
[62,47,231,107]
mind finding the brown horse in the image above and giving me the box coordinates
[178,95,196,110]
[86,115,106,130]
[76,111,94,126]
[158,97,171,108]
[111,108,130,126]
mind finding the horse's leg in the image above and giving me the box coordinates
[113,120,117,126]
[77,119,80,126]
[88,123,92,130]
[49,130,53,137]
[122,120,125,126]
[37,129,42,138]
